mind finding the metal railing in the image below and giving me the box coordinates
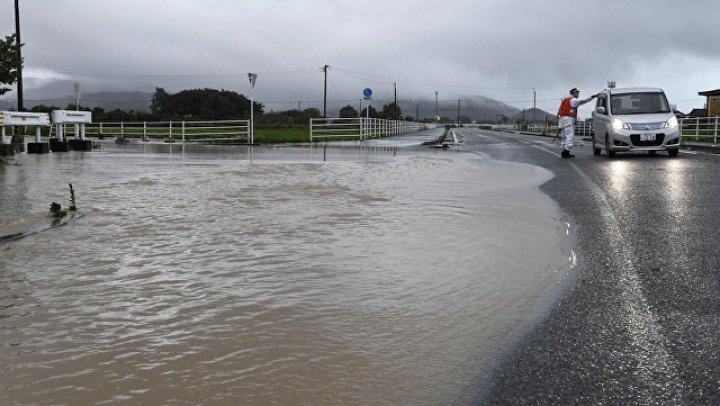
[680,117,720,143]
[83,120,249,143]
[493,121,593,137]
[500,117,720,144]
[309,117,426,141]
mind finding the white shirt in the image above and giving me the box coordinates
[570,96,594,109]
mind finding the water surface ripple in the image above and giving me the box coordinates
[0,143,572,405]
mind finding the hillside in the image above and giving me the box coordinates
[2,81,521,121]
[508,107,558,124]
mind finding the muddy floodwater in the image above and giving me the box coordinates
[0,135,574,405]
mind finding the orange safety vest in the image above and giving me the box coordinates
[557,97,577,118]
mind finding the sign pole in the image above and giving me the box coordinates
[363,88,372,140]
[248,73,257,144]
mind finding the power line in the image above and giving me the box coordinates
[332,66,533,91]
[45,68,323,80]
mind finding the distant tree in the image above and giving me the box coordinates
[380,103,402,119]
[104,109,129,121]
[339,105,358,118]
[91,107,106,121]
[199,92,235,119]
[29,104,60,113]
[0,34,22,96]
[150,87,170,118]
[360,105,379,118]
[149,88,262,120]
[303,107,321,118]
[100,109,152,122]
[256,107,322,127]
[64,103,91,112]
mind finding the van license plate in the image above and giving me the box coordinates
[640,134,656,141]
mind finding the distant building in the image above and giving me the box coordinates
[673,109,687,119]
[698,88,720,116]
[687,108,708,118]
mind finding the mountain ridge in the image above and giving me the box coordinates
[1,81,556,122]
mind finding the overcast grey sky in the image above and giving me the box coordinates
[1,0,719,115]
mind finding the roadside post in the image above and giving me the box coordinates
[248,73,258,144]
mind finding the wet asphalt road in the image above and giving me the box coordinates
[454,128,720,404]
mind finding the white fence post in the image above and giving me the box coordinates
[182,121,186,143]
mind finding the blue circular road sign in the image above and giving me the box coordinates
[363,88,373,98]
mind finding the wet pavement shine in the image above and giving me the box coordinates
[457,128,720,404]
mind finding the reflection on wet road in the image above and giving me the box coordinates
[456,128,720,404]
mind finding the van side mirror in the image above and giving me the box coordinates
[670,103,677,111]
[595,107,606,115]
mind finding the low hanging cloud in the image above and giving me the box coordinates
[1,0,718,113]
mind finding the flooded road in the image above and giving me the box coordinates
[0,135,573,405]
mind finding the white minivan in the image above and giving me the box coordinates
[592,87,680,157]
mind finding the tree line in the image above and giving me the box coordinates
[23,88,409,124]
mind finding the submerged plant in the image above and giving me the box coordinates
[49,202,66,218]
[68,183,77,211]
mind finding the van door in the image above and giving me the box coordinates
[593,94,610,148]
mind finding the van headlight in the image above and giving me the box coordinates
[664,116,678,128]
[612,118,630,130]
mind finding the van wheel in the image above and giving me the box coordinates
[592,137,601,155]
[668,149,679,157]
[605,136,616,158]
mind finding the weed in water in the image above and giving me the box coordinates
[68,183,77,211]
[49,202,66,218]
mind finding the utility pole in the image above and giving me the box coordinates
[323,65,329,118]
[533,87,536,110]
[416,104,419,122]
[457,100,461,126]
[435,91,438,117]
[74,83,81,110]
[394,82,398,120]
[14,0,24,112]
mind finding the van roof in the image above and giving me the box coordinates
[608,87,664,94]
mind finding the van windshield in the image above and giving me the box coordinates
[610,92,670,115]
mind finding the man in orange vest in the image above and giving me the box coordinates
[557,88,596,158]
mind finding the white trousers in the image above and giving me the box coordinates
[559,116,575,151]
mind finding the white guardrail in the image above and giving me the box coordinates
[679,117,720,143]
[309,118,426,141]
[79,120,249,142]
[490,122,593,137]
[494,117,720,143]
